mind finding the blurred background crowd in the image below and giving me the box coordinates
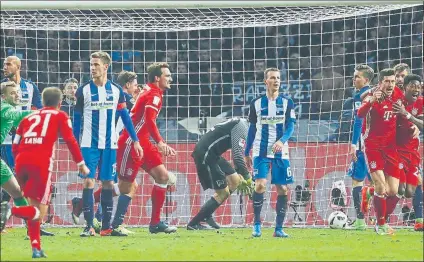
[1,5,423,142]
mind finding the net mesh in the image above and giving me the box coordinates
[1,3,423,228]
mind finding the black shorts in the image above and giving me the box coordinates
[192,153,236,190]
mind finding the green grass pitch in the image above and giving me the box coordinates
[1,227,422,261]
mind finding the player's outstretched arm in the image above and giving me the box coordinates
[393,102,423,131]
[11,119,25,157]
[357,91,381,118]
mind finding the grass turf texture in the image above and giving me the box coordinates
[1,227,422,261]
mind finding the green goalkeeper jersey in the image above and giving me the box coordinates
[0,100,32,145]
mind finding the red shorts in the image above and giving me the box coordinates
[15,155,53,205]
[364,146,400,179]
[117,138,162,182]
[398,149,421,186]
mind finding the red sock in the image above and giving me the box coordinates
[150,184,167,225]
[94,188,102,203]
[385,195,400,219]
[28,219,41,250]
[373,194,387,226]
[11,206,39,220]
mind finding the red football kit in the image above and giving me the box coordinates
[397,96,423,186]
[117,83,165,182]
[357,94,400,178]
[12,107,84,204]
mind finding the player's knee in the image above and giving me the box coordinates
[397,184,406,197]
[118,180,133,195]
[226,173,241,192]
[214,187,230,204]
[255,180,267,193]
[83,178,95,188]
[405,186,415,199]
[386,187,398,197]
[275,185,288,195]
[101,180,114,189]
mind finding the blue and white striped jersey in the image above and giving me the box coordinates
[1,78,42,144]
[75,79,126,149]
[248,94,296,159]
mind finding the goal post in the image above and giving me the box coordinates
[1,1,422,228]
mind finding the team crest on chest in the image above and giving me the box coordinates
[370,161,377,169]
[411,108,418,116]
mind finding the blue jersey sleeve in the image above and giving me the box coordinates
[74,86,84,113]
[351,92,364,147]
[31,82,42,109]
[279,98,296,144]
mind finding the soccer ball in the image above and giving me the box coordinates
[328,211,348,229]
[167,171,177,186]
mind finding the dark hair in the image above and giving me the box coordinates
[378,68,395,82]
[403,74,422,87]
[354,64,374,82]
[264,67,279,80]
[42,87,63,107]
[62,78,78,90]
[117,70,137,87]
[147,62,169,83]
[393,63,410,74]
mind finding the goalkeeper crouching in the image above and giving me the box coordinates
[187,118,253,230]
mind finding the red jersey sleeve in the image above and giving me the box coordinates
[12,118,26,157]
[145,94,164,143]
[357,95,374,118]
[58,112,84,165]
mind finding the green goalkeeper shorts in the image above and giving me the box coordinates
[0,159,13,186]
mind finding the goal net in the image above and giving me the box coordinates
[1,1,423,228]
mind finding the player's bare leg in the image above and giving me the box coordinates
[188,174,242,230]
[370,170,394,235]
[384,176,400,230]
[252,178,267,237]
[274,185,289,238]
[148,165,177,234]
[11,198,47,258]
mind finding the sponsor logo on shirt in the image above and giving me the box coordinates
[90,101,114,110]
[259,115,285,124]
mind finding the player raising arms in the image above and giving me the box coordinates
[357,68,401,235]
[10,87,89,258]
[244,68,296,238]
[73,52,143,237]
[345,64,374,230]
[393,74,423,231]
[0,81,33,231]
[187,117,253,230]
[112,62,177,235]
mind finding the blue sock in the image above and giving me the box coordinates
[111,195,132,229]
[82,188,94,228]
[353,186,364,219]
[100,188,114,230]
[276,195,288,230]
[252,191,264,224]
[95,204,103,222]
[413,185,423,219]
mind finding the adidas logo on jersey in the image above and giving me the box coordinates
[370,161,377,169]
[383,105,388,109]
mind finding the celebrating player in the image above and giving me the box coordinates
[357,68,401,235]
[244,68,296,238]
[393,63,411,91]
[10,87,89,258]
[73,52,143,237]
[0,81,33,231]
[114,62,177,235]
[393,74,423,231]
[345,64,374,230]
[187,118,253,230]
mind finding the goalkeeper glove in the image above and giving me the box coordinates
[237,177,254,196]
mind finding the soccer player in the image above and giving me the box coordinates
[1,56,42,206]
[10,87,90,258]
[393,74,423,231]
[73,52,143,237]
[114,62,177,235]
[0,81,33,231]
[357,68,400,235]
[345,64,374,230]
[187,118,253,230]
[393,63,411,91]
[244,68,296,238]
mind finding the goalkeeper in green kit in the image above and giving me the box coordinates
[0,81,33,231]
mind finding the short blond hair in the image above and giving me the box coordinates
[0,81,17,95]
[90,51,112,65]
[264,68,279,80]
[147,62,169,83]
[42,87,63,107]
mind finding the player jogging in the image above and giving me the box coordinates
[10,87,89,258]
[73,52,143,237]
[357,68,400,235]
[113,62,177,235]
[244,67,296,238]
[187,117,253,230]
[0,81,33,231]
[393,74,423,231]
